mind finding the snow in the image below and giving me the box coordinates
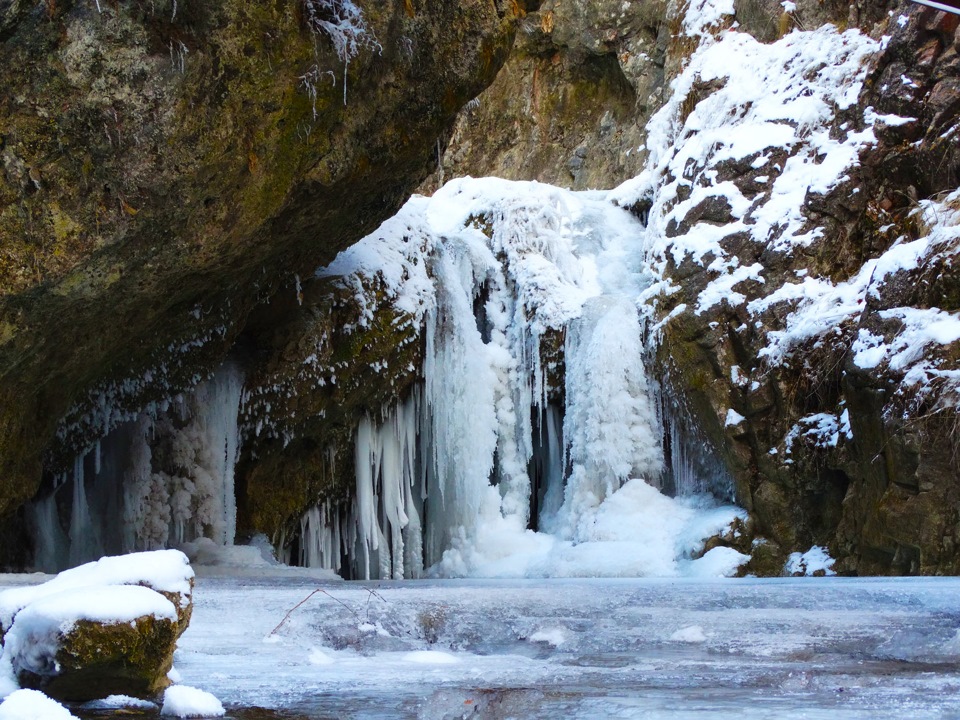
[178,538,275,570]
[725,409,745,427]
[160,685,225,718]
[682,0,734,37]
[430,479,746,579]
[752,189,960,406]
[0,689,77,720]
[0,550,193,632]
[402,650,459,665]
[0,662,14,700]
[529,628,567,647]
[785,546,837,576]
[611,25,883,336]
[670,625,707,643]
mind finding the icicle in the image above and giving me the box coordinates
[68,454,102,567]
[30,492,68,573]
[537,405,565,533]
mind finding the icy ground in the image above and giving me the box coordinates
[6,572,958,719]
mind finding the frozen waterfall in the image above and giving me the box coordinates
[301,178,746,580]
[26,180,743,579]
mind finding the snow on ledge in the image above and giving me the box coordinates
[785,546,837,576]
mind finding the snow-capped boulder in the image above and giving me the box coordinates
[0,551,194,701]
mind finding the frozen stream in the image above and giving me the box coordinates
[142,573,960,718]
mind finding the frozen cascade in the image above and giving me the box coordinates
[27,363,245,572]
[300,178,746,579]
[67,454,101,568]
[557,296,663,541]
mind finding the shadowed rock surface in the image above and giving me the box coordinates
[0,0,526,541]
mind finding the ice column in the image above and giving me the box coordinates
[556,296,663,540]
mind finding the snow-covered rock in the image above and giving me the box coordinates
[0,551,194,701]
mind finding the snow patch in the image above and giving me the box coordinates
[161,686,225,718]
[529,628,567,647]
[785,546,837,576]
[670,625,707,643]
[402,651,459,665]
[0,689,77,720]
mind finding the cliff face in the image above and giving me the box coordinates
[429,0,895,191]
[0,0,524,530]
[657,5,960,575]
[436,0,960,574]
[4,0,959,578]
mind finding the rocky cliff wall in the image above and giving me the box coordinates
[436,0,960,575]
[0,0,526,552]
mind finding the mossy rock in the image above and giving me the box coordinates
[6,584,189,702]
[18,614,180,702]
[0,0,525,533]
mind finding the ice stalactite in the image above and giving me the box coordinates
[29,494,69,574]
[27,363,245,572]
[67,455,101,569]
[297,394,423,580]
[657,387,737,503]
[530,404,565,534]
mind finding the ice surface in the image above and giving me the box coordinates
[81,695,157,710]
[57,573,958,719]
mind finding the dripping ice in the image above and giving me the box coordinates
[305,178,747,579]
[28,364,244,572]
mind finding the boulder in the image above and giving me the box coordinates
[0,550,193,701]
[2,586,181,701]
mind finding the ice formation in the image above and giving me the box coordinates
[300,178,744,580]
[23,20,906,581]
[28,366,243,573]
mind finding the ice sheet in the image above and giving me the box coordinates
[112,573,960,719]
